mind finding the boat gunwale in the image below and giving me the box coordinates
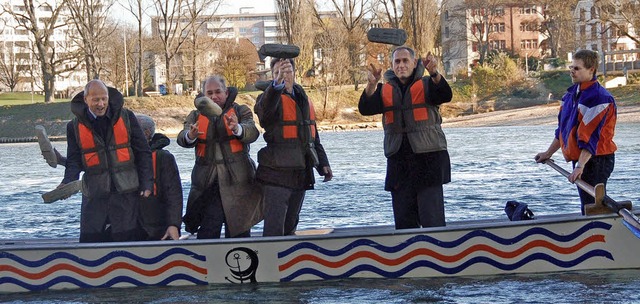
[0,211,632,251]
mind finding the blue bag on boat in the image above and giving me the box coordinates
[505,201,535,221]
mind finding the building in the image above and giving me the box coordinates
[574,0,638,74]
[0,0,86,95]
[441,1,546,77]
[148,7,284,91]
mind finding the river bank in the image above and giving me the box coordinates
[1,103,639,143]
[1,95,639,143]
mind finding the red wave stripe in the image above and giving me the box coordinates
[279,235,605,271]
[0,260,207,280]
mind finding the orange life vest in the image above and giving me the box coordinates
[379,78,447,157]
[258,92,318,169]
[74,112,139,195]
[195,107,245,159]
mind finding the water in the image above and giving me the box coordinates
[1,124,639,303]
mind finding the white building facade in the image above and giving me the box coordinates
[0,0,86,95]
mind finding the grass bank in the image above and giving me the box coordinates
[1,83,638,139]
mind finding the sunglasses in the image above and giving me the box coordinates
[568,66,584,71]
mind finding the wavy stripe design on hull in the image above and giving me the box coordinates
[0,247,208,291]
[278,221,613,282]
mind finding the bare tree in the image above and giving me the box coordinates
[152,0,194,94]
[67,0,116,81]
[537,0,578,58]
[275,0,316,83]
[211,38,259,89]
[184,0,221,91]
[371,0,401,28]
[445,0,511,66]
[400,0,440,56]
[313,22,351,118]
[327,0,370,90]
[2,0,81,102]
[121,0,150,96]
[100,23,139,93]
[0,43,27,91]
[595,0,640,45]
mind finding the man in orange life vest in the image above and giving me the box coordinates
[254,57,333,236]
[136,114,183,240]
[60,80,154,242]
[359,47,453,229]
[179,76,262,239]
[535,49,617,213]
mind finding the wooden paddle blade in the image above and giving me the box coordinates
[42,180,82,203]
[367,28,408,46]
[35,125,57,168]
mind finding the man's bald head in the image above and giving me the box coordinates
[84,79,109,117]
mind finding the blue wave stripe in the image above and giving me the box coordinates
[0,273,207,292]
[280,249,614,282]
[0,247,206,268]
[278,221,612,258]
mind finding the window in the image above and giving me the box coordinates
[591,24,598,39]
[494,7,504,16]
[520,5,537,14]
[472,23,484,35]
[490,40,506,50]
[252,27,259,34]
[472,42,478,52]
[521,39,538,49]
[239,28,247,34]
[252,37,260,44]
[445,26,450,38]
[444,10,449,20]
[490,23,505,32]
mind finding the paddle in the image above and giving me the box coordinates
[543,159,640,238]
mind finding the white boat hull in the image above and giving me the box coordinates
[2,213,640,293]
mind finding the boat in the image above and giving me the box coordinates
[2,210,640,294]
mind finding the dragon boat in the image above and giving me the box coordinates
[2,209,640,294]
[2,161,639,294]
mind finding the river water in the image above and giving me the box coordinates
[1,124,639,303]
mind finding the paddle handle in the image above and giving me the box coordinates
[543,159,640,232]
[544,160,599,198]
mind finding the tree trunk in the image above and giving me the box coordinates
[165,55,172,94]
[43,71,56,103]
[136,3,143,97]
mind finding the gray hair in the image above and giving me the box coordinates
[391,46,416,59]
[135,114,156,139]
[84,79,108,96]
[201,75,227,93]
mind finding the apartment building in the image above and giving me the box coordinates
[574,0,638,66]
[148,7,283,91]
[441,1,546,77]
[0,0,85,95]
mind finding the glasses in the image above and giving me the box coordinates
[568,66,584,71]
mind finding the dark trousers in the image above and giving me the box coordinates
[79,192,142,243]
[391,183,445,229]
[197,183,250,239]
[576,154,615,214]
[262,184,305,236]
